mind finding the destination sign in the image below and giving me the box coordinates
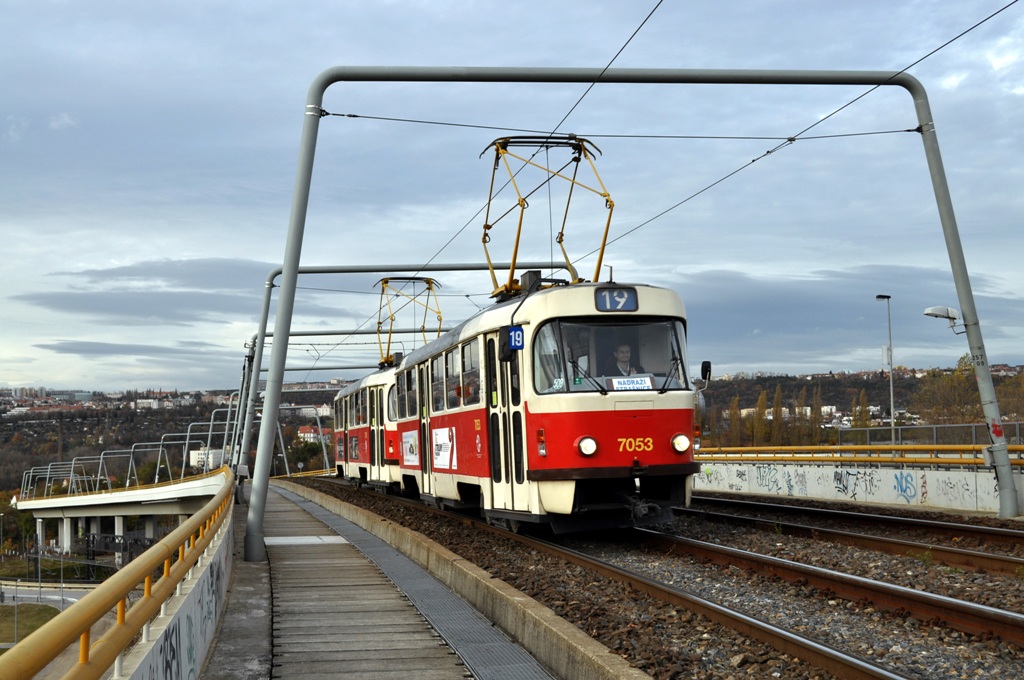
[610,375,652,391]
[595,287,638,312]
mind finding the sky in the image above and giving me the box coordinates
[2,1,1023,393]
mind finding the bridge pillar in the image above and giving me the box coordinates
[115,516,125,568]
[59,517,72,553]
[144,516,156,539]
[89,516,101,536]
[36,518,44,553]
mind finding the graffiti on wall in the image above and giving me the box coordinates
[793,469,808,497]
[134,527,231,680]
[894,470,917,504]
[832,468,881,501]
[694,460,1007,513]
[932,475,976,506]
[754,464,783,494]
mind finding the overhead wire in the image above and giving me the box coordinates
[304,1,668,375]
[306,0,1018,376]
[583,0,1022,260]
[326,112,918,143]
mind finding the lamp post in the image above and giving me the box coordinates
[1,512,4,563]
[924,304,1020,514]
[876,294,896,445]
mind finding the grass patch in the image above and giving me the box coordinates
[908,548,934,565]
[0,557,113,582]
[0,604,61,651]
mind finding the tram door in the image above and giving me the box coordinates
[418,364,433,496]
[369,385,386,482]
[485,333,530,513]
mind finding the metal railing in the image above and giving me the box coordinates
[0,467,234,680]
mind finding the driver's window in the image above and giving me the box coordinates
[532,323,565,393]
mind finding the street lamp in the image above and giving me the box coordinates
[923,305,964,334]
[1,512,4,563]
[876,294,896,445]
[923,304,1018,516]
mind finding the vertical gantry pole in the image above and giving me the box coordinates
[238,270,282,478]
[244,85,327,560]
[901,77,1018,517]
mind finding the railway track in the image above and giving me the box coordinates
[302,478,1024,678]
[627,527,1024,647]
[528,531,904,680]
[689,495,1024,550]
[676,503,1024,576]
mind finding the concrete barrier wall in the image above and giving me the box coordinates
[693,461,1024,512]
[119,506,234,679]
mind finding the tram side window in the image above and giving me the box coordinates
[396,372,407,420]
[446,348,461,408]
[357,389,368,425]
[431,356,445,412]
[346,395,354,428]
[462,339,480,405]
[407,368,419,417]
[388,384,398,421]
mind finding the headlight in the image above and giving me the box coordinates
[576,436,598,456]
[671,433,691,453]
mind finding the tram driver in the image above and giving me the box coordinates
[606,343,644,376]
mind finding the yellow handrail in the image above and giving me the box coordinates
[0,466,234,680]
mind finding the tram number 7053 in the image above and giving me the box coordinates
[618,437,653,452]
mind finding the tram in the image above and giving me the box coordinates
[333,135,708,532]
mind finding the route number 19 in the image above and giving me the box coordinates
[509,325,525,350]
[595,287,638,312]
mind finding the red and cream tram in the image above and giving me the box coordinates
[334,276,707,532]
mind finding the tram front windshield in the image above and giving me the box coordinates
[532,319,690,394]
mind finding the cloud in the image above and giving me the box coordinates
[36,340,221,358]
[986,37,1021,71]
[48,112,77,130]
[3,115,29,143]
[940,73,967,90]
[13,257,383,329]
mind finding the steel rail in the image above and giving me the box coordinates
[633,528,1024,647]
[518,535,905,680]
[676,506,1024,576]
[691,496,1024,547]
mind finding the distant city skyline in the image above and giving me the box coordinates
[4,361,1022,402]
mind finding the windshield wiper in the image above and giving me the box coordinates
[659,354,682,394]
[569,355,607,395]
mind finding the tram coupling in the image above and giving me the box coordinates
[628,496,662,521]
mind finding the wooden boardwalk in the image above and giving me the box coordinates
[263,491,468,679]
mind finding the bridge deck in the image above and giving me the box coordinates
[202,484,552,679]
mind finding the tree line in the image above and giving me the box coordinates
[700,356,1024,447]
